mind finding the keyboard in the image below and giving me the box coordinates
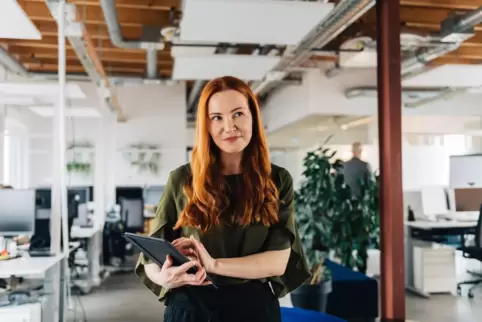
[28,248,54,257]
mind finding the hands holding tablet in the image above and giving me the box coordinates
[172,236,217,273]
[145,255,210,289]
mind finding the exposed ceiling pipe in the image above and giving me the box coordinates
[0,47,28,76]
[99,0,164,79]
[45,0,126,122]
[251,0,376,95]
[345,6,482,102]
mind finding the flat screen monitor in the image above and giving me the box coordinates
[68,187,89,205]
[0,189,36,237]
[36,188,51,209]
[454,187,482,212]
[116,187,143,205]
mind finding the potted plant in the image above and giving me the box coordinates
[328,167,379,274]
[290,138,336,312]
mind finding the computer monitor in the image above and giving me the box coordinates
[144,186,164,206]
[68,187,89,205]
[0,189,36,237]
[35,188,51,209]
[116,187,143,205]
[454,187,482,212]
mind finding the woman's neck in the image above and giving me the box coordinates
[220,152,243,175]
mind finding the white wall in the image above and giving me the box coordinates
[27,83,187,187]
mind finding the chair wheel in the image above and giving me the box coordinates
[468,291,474,299]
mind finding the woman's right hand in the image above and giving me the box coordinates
[146,255,208,289]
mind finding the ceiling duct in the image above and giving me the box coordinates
[251,0,376,95]
[99,0,165,79]
[345,6,482,103]
[45,0,126,121]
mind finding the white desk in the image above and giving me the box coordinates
[0,253,66,322]
[404,220,478,297]
[0,254,64,278]
[0,242,80,322]
[70,224,103,294]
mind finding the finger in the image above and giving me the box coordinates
[172,237,191,247]
[173,260,200,275]
[161,255,172,270]
[174,239,196,250]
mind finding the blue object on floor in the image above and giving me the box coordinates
[281,307,347,322]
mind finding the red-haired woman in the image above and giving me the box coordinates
[135,76,310,322]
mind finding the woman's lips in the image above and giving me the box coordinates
[224,136,240,143]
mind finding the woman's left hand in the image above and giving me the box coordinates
[172,236,217,273]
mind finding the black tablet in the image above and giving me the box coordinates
[123,232,217,288]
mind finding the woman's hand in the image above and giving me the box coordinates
[145,256,209,289]
[172,236,217,273]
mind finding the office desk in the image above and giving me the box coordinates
[0,254,65,322]
[405,220,477,297]
[70,224,103,294]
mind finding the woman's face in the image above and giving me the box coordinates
[208,89,253,154]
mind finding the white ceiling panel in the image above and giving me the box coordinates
[180,0,334,45]
[402,64,482,88]
[0,82,86,99]
[29,106,101,118]
[0,0,41,40]
[173,55,281,80]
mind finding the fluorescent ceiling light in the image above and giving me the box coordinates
[0,82,86,99]
[29,106,101,118]
[0,0,41,40]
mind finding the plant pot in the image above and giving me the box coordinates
[290,280,332,313]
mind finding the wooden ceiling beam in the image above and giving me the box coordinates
[363,6,475,26]
[32,20,143,40]
[18,0,172,27]
[19,55,173,67]
[23,0,181,11]
[428,55,482,66]
[400,0,482,10]
[7,46,172,62]
[1,36,172,55]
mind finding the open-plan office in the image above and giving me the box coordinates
[2,0,482,322]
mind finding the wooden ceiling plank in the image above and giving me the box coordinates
[19,1,172,27]
[7,46,172,62]
[19,55,173,67]
[400,0,482,10]
[2,36,173,56]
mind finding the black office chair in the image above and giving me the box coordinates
[457,204,482,298]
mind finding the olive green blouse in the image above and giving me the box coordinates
[135,163,311,301]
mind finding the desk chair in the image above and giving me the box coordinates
[457,205,482,298]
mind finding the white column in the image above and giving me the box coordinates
[0,105,5,184]
[104,115,117,209]
[50,2,68,322]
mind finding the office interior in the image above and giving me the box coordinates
[1,0,482,321]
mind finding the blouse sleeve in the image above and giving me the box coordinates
[134,171,179,301]
[265,168,312,298]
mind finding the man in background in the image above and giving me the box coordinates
[343,142,372,197]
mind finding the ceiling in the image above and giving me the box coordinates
[326,0,482,67]
[0,0,480,91]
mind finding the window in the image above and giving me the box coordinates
[443,134,471,156]
[3,131,10,185]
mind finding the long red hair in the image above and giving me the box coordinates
[174,76,279,232]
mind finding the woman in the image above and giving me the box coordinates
[135,76,310,322]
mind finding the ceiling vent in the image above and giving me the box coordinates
[338,37,377,68]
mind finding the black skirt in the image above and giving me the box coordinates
[163,281,281,322]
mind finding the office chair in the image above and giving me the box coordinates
[457,204,482,298]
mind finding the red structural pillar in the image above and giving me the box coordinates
[376,0,406,321]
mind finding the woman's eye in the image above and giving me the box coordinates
[234,112,243,117]
[212,116,221,121]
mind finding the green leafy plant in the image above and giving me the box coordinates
[294,137,336,284]
[295,137,379,277]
